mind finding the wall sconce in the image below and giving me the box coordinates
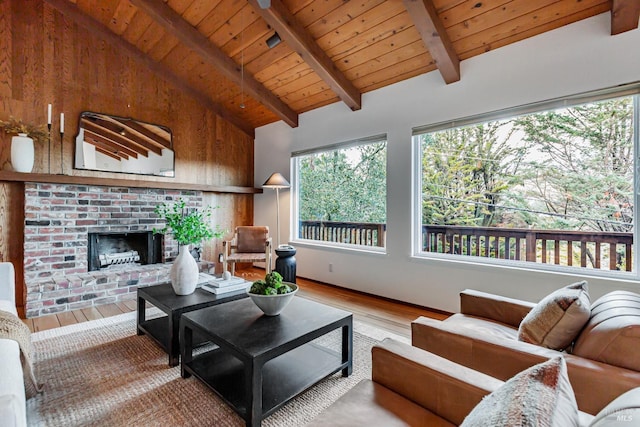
[266,32,281,49]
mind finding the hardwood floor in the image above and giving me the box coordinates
[23,268,449,338]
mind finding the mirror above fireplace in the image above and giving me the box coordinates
[74,112,175,177]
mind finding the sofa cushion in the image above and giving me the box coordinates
[572,290,640,372]
[588,386,640,426]
[518,281,590,350]
[443,313,519,341]
[0,394,24,427]
[0,339,26,427]
[0,301,17,317]
[307,379,455,427]
[0,310,41,399]
[460,356,579,427]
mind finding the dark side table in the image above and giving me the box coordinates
[137,283,248,366]
[275,246,296,283]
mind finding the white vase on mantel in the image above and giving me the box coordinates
[170,245,199,295]
[11,133,34,173]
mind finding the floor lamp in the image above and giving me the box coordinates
[262,172,290,248]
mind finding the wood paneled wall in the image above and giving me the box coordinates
[0,0,256,316]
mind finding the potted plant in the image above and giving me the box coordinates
[154,199,224,295]
[0,117,48,173]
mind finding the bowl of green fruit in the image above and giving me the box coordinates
[248,272,298,316]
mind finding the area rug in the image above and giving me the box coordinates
[26,310,408,426]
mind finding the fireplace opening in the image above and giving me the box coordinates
[88,231,163,272]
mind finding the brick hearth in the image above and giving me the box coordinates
[23,183,211,318]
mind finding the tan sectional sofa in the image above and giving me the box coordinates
[411,288,640,416]
[308,338,639,426]
[308,338,498,426]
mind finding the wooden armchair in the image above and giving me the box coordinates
[222,226,272,275]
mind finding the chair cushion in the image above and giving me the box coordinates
[226,253,267,263]
[518,281,590,350]
[572,291,640,372]
[460,356,579,427]
[236,226,269,253]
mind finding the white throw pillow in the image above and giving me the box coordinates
[461,356,579,427]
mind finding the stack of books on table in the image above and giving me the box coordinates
[198,273,251,295]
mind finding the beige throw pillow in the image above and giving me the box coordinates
[461,357,579,427]
[518,281,590,350]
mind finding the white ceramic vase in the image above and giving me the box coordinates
[170,245,199,295]
[11,133,34,173]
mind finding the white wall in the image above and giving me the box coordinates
[254,13,640,313]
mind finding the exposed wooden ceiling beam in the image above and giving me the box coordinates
[85,130,139,159]
[402,0,460,84]
[248,0,362,111]
[90,115,164,155]
[81,118,157,157]
[129,0,299,128]
[85,135,132,161]
[94,145,124,161]
[113,118,171,149]
[83,124,147,158]
[43,0,255,138]
[611,0,640,35]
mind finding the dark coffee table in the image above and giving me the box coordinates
[137,283,248,366]
[180,297,353,427]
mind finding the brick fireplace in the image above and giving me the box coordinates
[23,183,213,318]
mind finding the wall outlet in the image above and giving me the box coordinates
[329,263,333,272]
[218,253,223,263]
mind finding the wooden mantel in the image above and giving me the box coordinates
[0,171,262,194]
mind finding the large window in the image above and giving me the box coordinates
[414,89,638,275]
[293,135,387,249]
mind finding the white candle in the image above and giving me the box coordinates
[47,104,52,125]
[60,113,64,133]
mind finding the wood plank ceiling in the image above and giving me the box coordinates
[45,0,637,137]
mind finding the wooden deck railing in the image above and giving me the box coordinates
[299,221,633,271]
[299,220,386,247]
[423,225,633,271]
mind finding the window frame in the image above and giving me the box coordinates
[291,134,388,253]
[412,82,640,279]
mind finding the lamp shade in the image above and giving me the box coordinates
[263,172,290,189]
